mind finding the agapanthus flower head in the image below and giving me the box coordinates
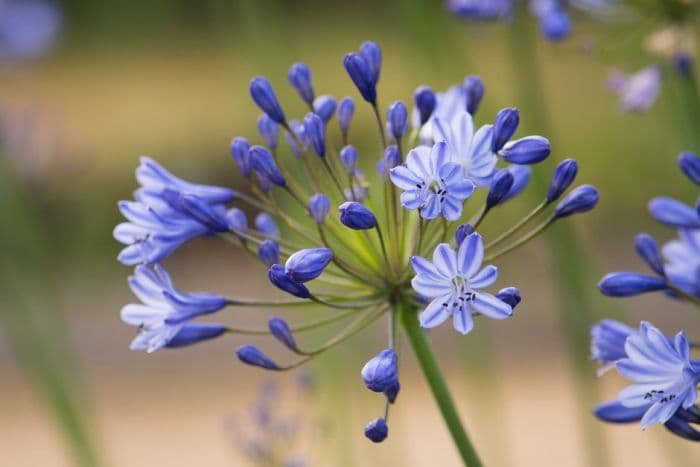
[117,40,599,447]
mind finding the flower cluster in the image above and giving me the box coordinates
[115,40,599,443]
[593,152,700,440]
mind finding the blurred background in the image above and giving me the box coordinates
[1,0,699,466]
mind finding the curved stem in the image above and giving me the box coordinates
[399,300,483,467]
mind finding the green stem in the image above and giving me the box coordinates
[399,300,483,467]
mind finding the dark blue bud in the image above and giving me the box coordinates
[539,7,571,42]
[338,96,355,133]
[546,158,578,203]
[635,233,664,276]
[499,166,529,204]
[268,264,311,298]
[463,75,484,115]
[679,151,700,185]
[384,381,400,404]
[166,323,226,348]
[230,137,251,177]
[226,207,248,233]
[255,212,280,238]
[455,224,474,246]
[339,145,358,175]
[268,317,297,350]
[303,112,326,157]
[387,101,408,140]
[339,201,377,230]
[664,413,700,441]
[554,185,599,218]
[414,85,437,125]
[249,77,285,124]
[486,169,514,208]
[674,52,693,77]
[285,248,333,283]
[496,287,521,309]
[258,239,280,268]
[181,194,228,231]
[249,145,286,186]
[343,53,376,104]
[492,108,520,152]
[499,136,551,164]
[364,418,388,443]
[383,145,401,169]
[308,193,331,224]
[257,114,279,149]
[594,400,647,424]
[287,62,314,105]
[361,348,398,392]
[285,120,307,157]
[236,344,279,370]
[313,95,337,123]
[598,272,668,297]
[648,197,700,229]
[359,40,382,84]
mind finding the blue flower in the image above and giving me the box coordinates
[303,112,326,157]
[598,272,667,297]
[268,264,311,298]
[250,145,287,186]
[359,41,382,84]
[383,145,401,170]
[463,75,484,115]
[285,248,333,283]
[486,169,514,208]
[308,193,331,224]
[230,137,251,177]
[364,418,388,443]
[361,348,398,392]
[257,114,280,149]
[411,233,513,334]
[500,165,532,203]
[338,97,355,134]
[538,6,572,41]
[413,85,437,125]
[431,112,497,187]
[594,400,700,441]
[553,184,599,218]
[389,141,476,221]
[255,212,280,238]
[268,317,298,351]
[649,197,700,229]
[343,52,377,104]
[679,152,700,186]
[608,66,661,113]
[546,158,578,203]
[121,265,227,352]
[591,319,635,370]
[662,229,700,297]
[388,101,408,140]
[167,323,226,348]
[339,145,358,175]
[249,77,286,124]
[614,322,700,429]
[313,95,337,123]
[226,207,248,233]
[498,136,551,165]
[339,202,377,230]
[258,240,280,268]
[635,233,664,276]
[236,345,280,370]
[496,287,521,309]
[287,62,314,105]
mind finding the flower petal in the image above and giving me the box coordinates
[457,232,484,277]
[472,292,512,319]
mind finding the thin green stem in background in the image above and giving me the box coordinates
[399,300,483,467]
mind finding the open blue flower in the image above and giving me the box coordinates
[390,141,475,220]
[662,229,700,298]
[410,233,513,334]
[615,321,700,429]
[121,265,227,353]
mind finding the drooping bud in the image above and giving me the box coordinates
[167,323,226,348]
[486,169,514,208]
[463,75,484,115]
[414,85,437,125]
[268,317,297,350]
[361,348,398,392]
[499,136,551,164]
[339,201,377,230]
[554,185,599,218]
[249,77,286,124]
[546,159,578,203]
[257,114,280,149]
[496,287,521,310]
[258,240,280,268]
[285,248,333,283]
[236,344,279,370]
[491,108,519,152]
[455,224,474,247]
[313,94,337,123]
[338,96,355,134]
[364,418,388,443]
[268,264,311,299]
[387,100,408,140]
[648,197,700,229]
[303,112,326,157]
[383,145,401,169]
[343,53,377,104]
[634,234,664,276]
[249,145,286,186]
[598,272,667,297]
[308,193,331,224]
[226,207,248,233]
[679,151,700,185]
[230,137,251,177]
[359,40,382,84]
[255,213,280,239]
[287,62,314,105]
[339,145,358,175]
